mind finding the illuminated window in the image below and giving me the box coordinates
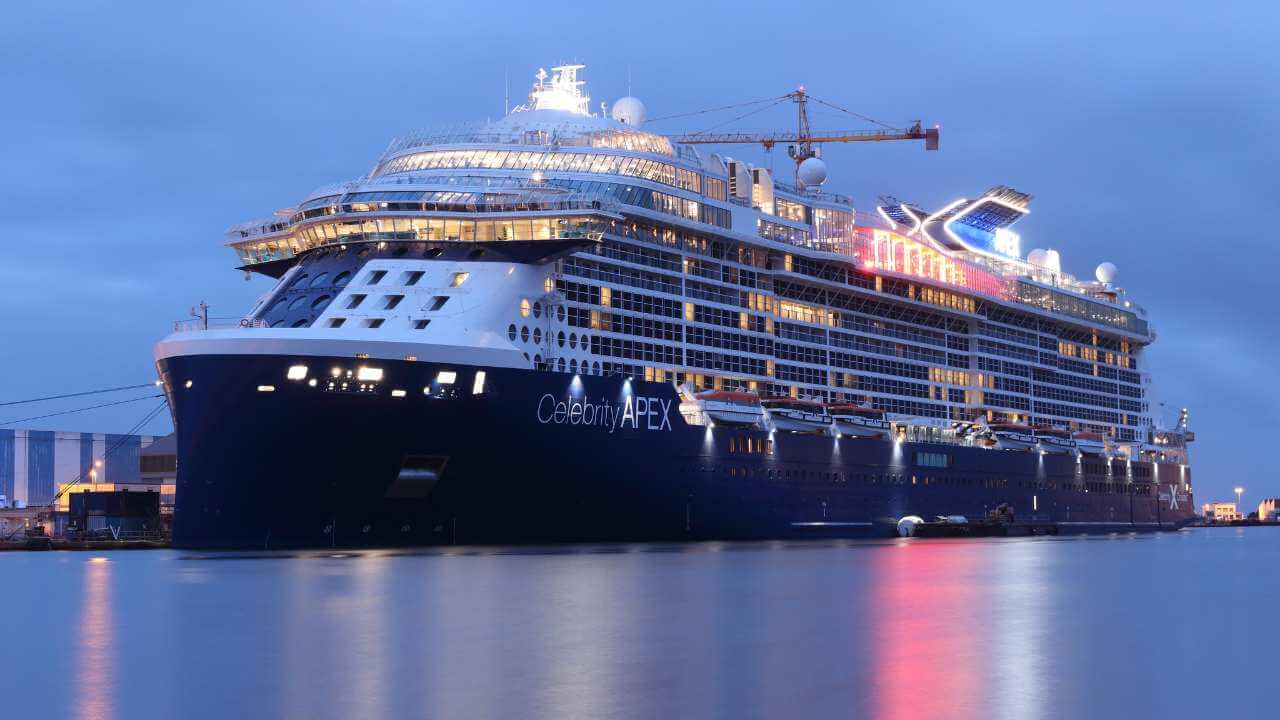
[437,370,457,385]
[472,370,486,395]
[450,272,470,288]
[520,299,531,318]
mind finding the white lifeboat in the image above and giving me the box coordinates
[761,397,831,434]
[678,388,764,428]
[826,403,891,439]
[1033,426,1078,455]
[1072,431,1111,458]
[984,422,1038,451]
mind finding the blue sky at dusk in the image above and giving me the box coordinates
[1,0,1276,504]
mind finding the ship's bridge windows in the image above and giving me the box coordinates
[346,294,367,309]
[366,269,386,285]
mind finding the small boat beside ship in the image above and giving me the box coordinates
[827,404,892,440]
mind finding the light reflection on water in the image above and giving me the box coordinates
[3,528,1278,720]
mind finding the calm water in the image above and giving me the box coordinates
[2,528,1275,719]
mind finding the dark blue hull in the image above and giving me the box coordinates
[158,355,1196,549]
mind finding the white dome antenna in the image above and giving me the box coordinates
[797,157,828,187]
[1095,262,1117,284]
[611,96,646,126]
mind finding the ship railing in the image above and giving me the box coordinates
[172,317,267,333]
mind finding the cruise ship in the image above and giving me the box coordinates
[155,64,1195,548]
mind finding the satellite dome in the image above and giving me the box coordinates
[797,157,828,186]
[1095,262,1118,284]
[610,96,646,126]
[1027,248,1049,267]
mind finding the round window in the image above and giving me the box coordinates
[557,331,565,347]
[520,326,529,342]
[532,328,542,345]
[333,271,351,287]
[310,272,329,287]
[557,358,566,372]
[532,302,542,319]
[569,359,578,373]
[291,319,308,328]
[290,273,310,288]
[556,305,566,322]
[288,295,307,310]
[311,294,331,310]
[508,324,517,341]
[569,333,577,349]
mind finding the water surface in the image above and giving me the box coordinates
[2,528,1273,719]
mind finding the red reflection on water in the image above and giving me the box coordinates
[77,558,114,720]
[870,541,981,719]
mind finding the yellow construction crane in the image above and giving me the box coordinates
[669,88,938,184]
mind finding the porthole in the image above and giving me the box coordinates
[532,302,542,319]
[520,299,531,318]
[508,324,517,341]
[270,320,284,328]
[532,328,542,345]
[520,326,529,342]
[311,294,332,311]
[556,305,566,322]
[358,247,371,258]
[290,273,310,288]
[333,271,351,287]
[569,333,577,349]
[592,361,600,375]
[534,354,543,368]
[557,358,566,372]
[569,359,578,373]
[288,295,307,310]
[291,319,308,328]
[310,272,329,287]
[557,331,565,347]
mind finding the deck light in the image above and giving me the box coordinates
[391,389,407,398]
[287,365,309,380]
[257,385,276,392]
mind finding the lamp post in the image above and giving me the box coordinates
[1235,486,1244,521]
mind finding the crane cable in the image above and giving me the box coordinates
[645,94,790,124]
[687,96,790,137]
[46,398,171,509]
[0,383,157,408]
[0,394,166,428]
[807,95,903,131]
